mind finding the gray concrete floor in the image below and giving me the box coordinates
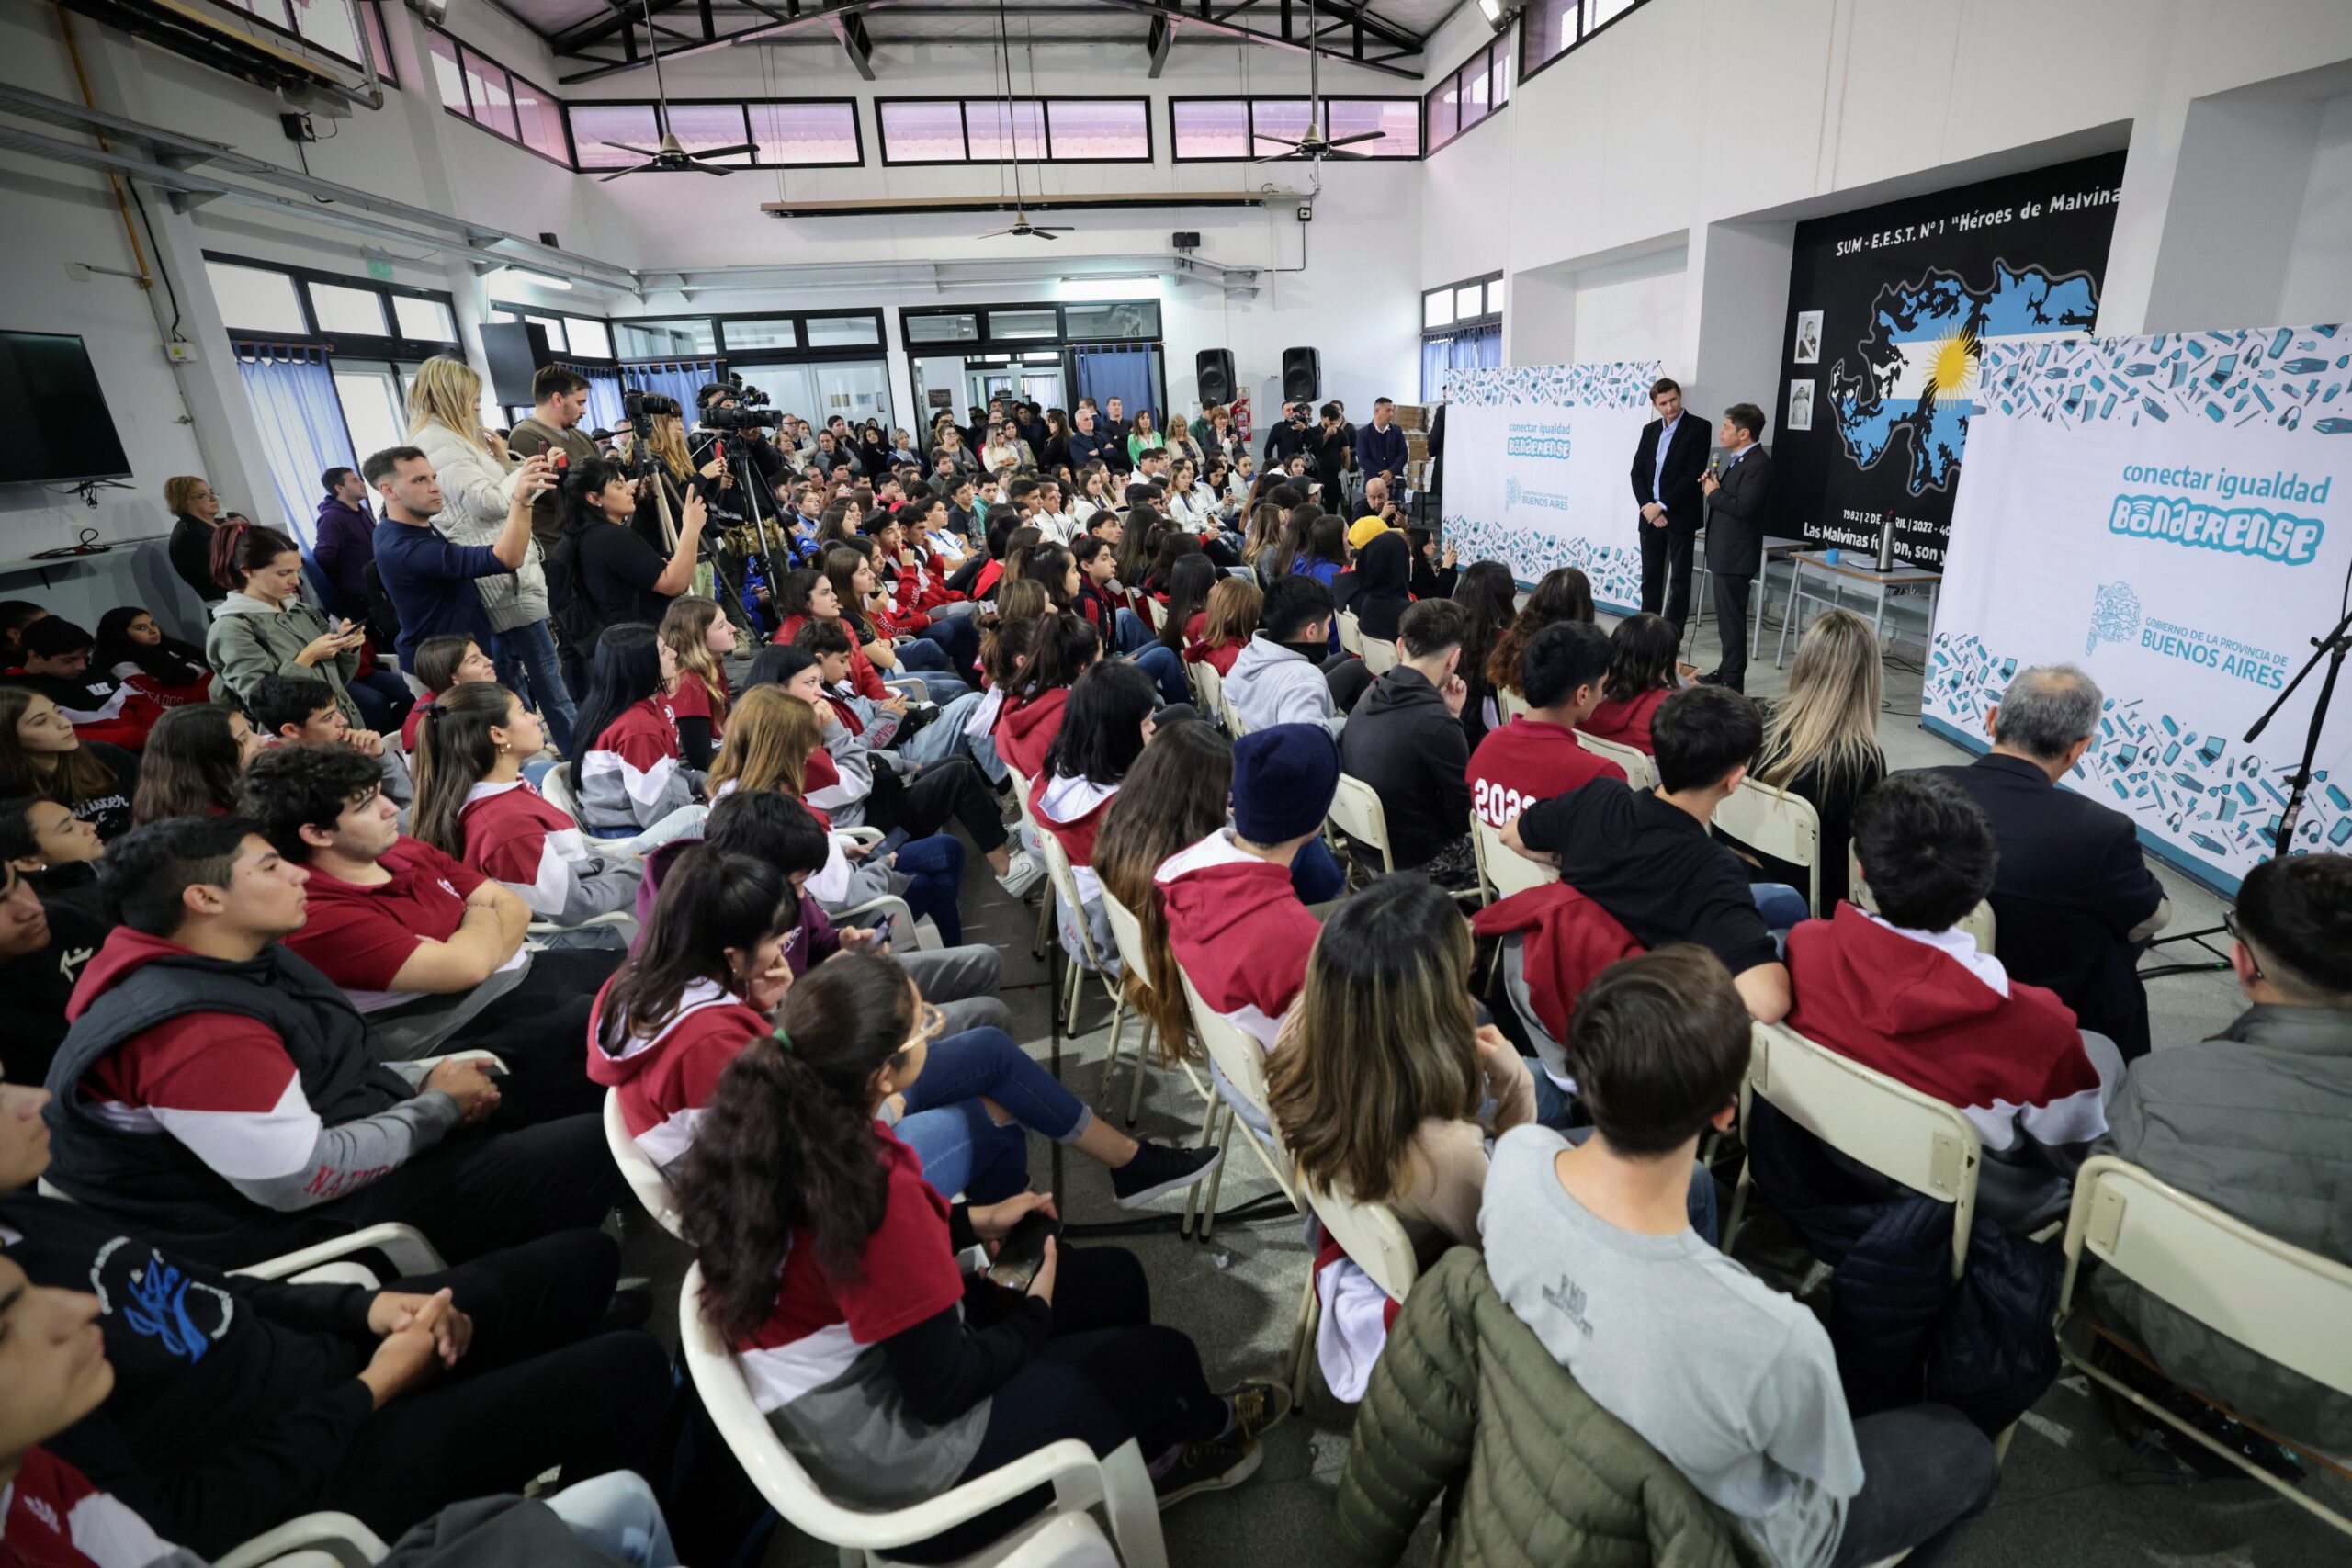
[623,586,2346,1567]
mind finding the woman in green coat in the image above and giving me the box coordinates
[203,520,369,729]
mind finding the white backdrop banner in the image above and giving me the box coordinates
[1925,323,2352,895]
[1442,361,1662,609]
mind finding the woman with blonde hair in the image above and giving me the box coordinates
[1266,874,1532,1265]
[707,681,823,800]
[660,594,736,770]
[164,474,227,604]
[406,355,577,752]
[1744,608,1886,910]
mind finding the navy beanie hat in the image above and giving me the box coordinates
[1231,723,1340,844]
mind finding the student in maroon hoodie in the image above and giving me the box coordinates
[994,615,1101,782]
[1468,620,1623,829]
[1156,725,1340,1133]
[1784,771,2118,1230]
[1032,663,1162,972]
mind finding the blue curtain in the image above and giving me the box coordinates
[567,365,627,433]
[1072,344,1161,428]
[620,358,722,420]
[1421,325,1503,401]
[236,343,358,552]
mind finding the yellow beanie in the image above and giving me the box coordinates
[1347,516,1389,551]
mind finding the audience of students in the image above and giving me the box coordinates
[1033,662,1160,968]
[568,624,705,839]
[206,519,411,740]
[1482,567,1595,701]
[1931,663,2168,1059]
[6,615,159,753]
[93,606,213,713]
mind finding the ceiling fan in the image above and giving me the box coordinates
[973,0,1074,240]
[596,0,753,181]
[1252,38,1384,162]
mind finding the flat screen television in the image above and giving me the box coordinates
[0,331,134,485]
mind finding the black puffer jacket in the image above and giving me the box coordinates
[1338,664,1471,873]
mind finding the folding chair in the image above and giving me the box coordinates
[1291,1179,1419,1407]
[1189,660,1225,728]
[214,1513,389,1568]
[1714,776,1824,916]
[2053,1156,2352,1536]
[1098,885,1212,1125]
[834,826,933,951]
[1325,773,1395,878]
[1471,813,1557,903]
[1334,608,1365,658]
[1219,686,1250,737]
[679,1264,1171,1568]
[1494,688,1531,726]
[1175,968,1302,1240]
[1034,825,1123,1037]
[1004,767,1056,955]
[1359,633,1396,678]
[1724,1021,1982,1282]
[994,1513,1121,1568]
[605,1088,685,1240]
[1575,730,1656,791]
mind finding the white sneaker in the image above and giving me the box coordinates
[997,852,1045,899]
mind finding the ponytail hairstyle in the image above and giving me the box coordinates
[661,595,730,730]
[209,519,301,593]
[1155,554,1218,653]
[130,705,250,825]
[566,624,669,799]
[681,952,924,1340]
[603,846,797,1049]
[707,682,823,798]
[1008,613,1102,704]
[408,682,526,857]
[1043,661,1158,788]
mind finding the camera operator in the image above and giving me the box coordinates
[505,367,598,557]
[690,379,786,493]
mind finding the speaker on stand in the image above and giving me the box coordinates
[1282,346,1321,404]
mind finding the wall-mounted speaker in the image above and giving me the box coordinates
[480,321,557,408]
[1282,346,1320,403]
[1195,348,1236,406]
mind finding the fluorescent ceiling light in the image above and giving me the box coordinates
[1478,0,1503,20]
[496,265,572,291]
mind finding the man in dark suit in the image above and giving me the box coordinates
[1931,664,2169,1059]
[1697,401,1772,692]
[1627,377,1710,633]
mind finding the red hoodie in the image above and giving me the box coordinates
[1785,903,2105,1167]
[1578,687,1669,753]
[1155,829,1320,1049]
[1467,716,1624,828]
[586,974,771,1172]
[1031,773,1119,904]
[1472,883,1643,1043]
[995,687,1069,781]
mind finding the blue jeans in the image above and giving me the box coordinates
[899,691,985,769]
[1533,1082,1722,1245]
[1113,608,1153,654]
[894,1100,1031,1203]
[916,616,980,678]
[889,638,970,704]
[1291,838,1346,904]
[492,619,578,755]
[347,669,414,737]
[1131,644,1189,707]
[543,1472,675,1568]
[895,831,966,945]
[1752,880,1810,956]
[899,1026,1091,1143]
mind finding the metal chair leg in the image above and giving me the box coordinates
[1125,1021,1153,1126]
[1100,991,1126,1111]
[1196,1104,1235,1241]
[1289,1267,1320,1408]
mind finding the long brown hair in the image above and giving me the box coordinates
[1093,720,1232,1062]
[604,846,794,1048]
[131,706,246,826]
[707,684,822,798]
[0,688,119,808]
[408,682,526,858]
[1485,567,1594,692]
[661,596,730,730]
[1199,577,1261,651]
[978,579,1051,690]
[1267,876,1479,1204]
[681,953,921,1340]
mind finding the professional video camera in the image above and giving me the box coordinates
[705,402,784,432]
[621,388,680,443]
[728,372,771,409]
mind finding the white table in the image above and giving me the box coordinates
[1689,536,1804,660]
[1772,550,1942,666]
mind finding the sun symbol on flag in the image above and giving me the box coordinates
[1924,323,1981,400]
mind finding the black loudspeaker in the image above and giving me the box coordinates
[480,321,557,407]
[1282,346,1320,403]
[1195,348,1236,406]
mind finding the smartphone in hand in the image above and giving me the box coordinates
[984,1209,1062,1291]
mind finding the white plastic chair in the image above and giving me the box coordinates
[1724,1021,1982,1280]
[1325,773,1394,878]
[538,761,586,822]
[2054,1156,2352,1536]
[1291,1179,1420,1407]
[214,1512,389,1568]
[1359,634,1396,678]
[1472,814,1556,903]
[679,1264,1170,1568]
[1219,685,1250,736]
[1334,608,1365,657]
[605,1088,685,1240]
[1714,776,1824,915]
[231,1223,447,1282]
[832,826,935,952]
[1175,968,1301,1240]
[1098,885,1215,1130]
[992,1512,1121,1568]
[1494,688,1531,726]
[1187,660,1224,728]
[1004,768,1056,956]
[1034,822,1123,1038]
[1574,729,1656,791]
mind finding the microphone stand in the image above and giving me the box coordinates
[2140,599,2350,980]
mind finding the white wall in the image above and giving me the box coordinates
[2279,93,2352,325]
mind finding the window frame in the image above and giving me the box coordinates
[200,251,464,361]
[426,23,574,170]
[489,303,621,365]
[896,301,1162,353]
[212,0,374,73]
[1165,95,1423,163]
[1425,33,1512,155]
[1520,0,1655,90]
[565,96,866,170]
[874,96,1154,166]
[1420,270,1505,339]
